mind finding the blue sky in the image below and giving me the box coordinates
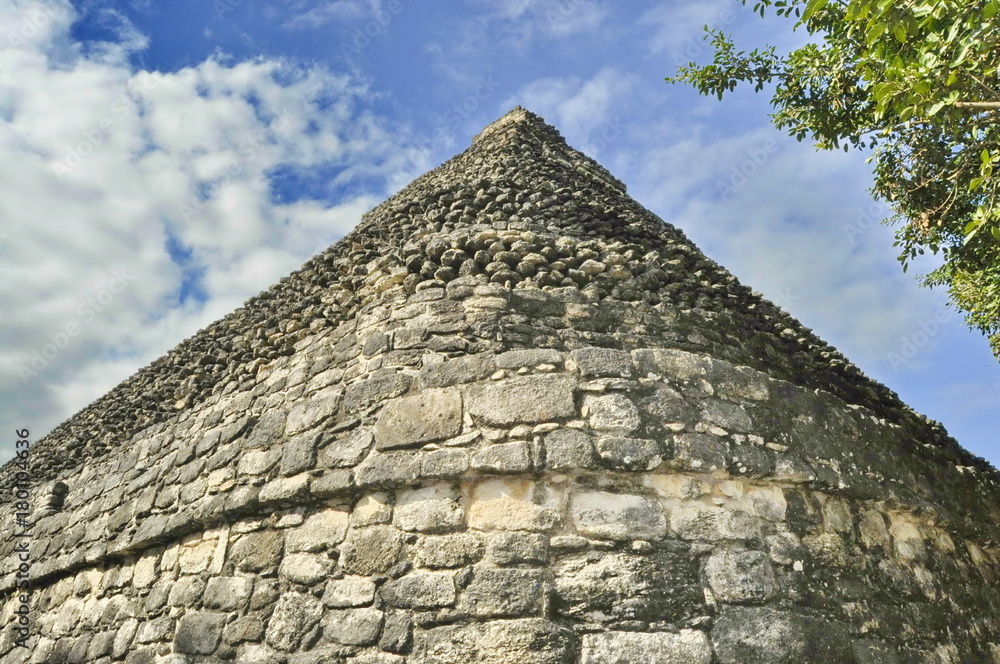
[1,0,997,465]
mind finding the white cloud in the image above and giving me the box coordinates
[282,0,386,30]
[0,0,413,458]
[503,67,636,157]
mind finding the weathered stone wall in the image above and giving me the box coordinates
[2,108,999,663]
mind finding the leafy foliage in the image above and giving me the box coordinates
[669,0,1000,358]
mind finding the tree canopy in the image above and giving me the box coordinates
[668,0,1000,359]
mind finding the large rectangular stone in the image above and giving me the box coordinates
[374,389,463,450]
[466,375,576,426]
[412,619,576,664]
[581,630,711,664]
[570,491,666,540]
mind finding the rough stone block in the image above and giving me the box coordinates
[323,608,384,646]
[495,348,563,369]
[466,375,576,426]
[279,553,331,586]
[471,441,532,473]
[285,509,350,552]
[374,389,463,450]
[595,436,663,471]
[458,568,545,617]
[339,526,404,575]
[570,491,666,540]
[570,347,634,378]
[700,400,752,433]
[421,448,470,478]
[343,369,411,412]
[544,429,596,470]
[203,576,253,611]
[669,503,759,541]
[486,531,548,566]
[354,451,422,487]
[323,577,378,608]
[632,348,709,381]
[581,630,712,664]
[417,533,485,568]
[711,606,850,664]
[319,429,374,468]
[553,550,700,623]
[174,612,226,655]
[381,572,457,609]
[704,549,777,602]
[584,394,641,434]
[412,618,576,664]
[468,479,564,532]
[265,592,324,652]
[419,355,495,388]
[672,433,729,472]
[258,473,310,503]
[394,483,465,533]
[285,387,342,435]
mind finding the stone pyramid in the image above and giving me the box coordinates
[2,107,999,663]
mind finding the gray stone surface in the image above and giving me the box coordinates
[711,606,851,664]
[373,389,463,450]
[570,347,634,378]
[339,526,405,575]
[704,549,777,602]
[466,375,575,425]
[458,568,545,616]
[570,490,667,540]
[381,572,457,609]
[581,630,712,664]
[413,619,576,664]
[173,612,225,655]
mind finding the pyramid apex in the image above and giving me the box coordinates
[472,106,548,145]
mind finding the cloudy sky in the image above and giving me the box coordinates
[1,0,997,465]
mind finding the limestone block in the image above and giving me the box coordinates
[570,490,666,540]
[374,389,463,450]
[174,612,225,655]
[353,492,393,526]
[323,608,384,646]
[285,386,342,435]
[419,355,495,388]
[319,429,374,468]
[132,553,157,588]
[285,509,350,552]
[343,369,411,412]
[466,375,576,426]
[279,553,331,586]
[889,514,926,561]
[595,436,663,471]
[858,509,891,550]
[265,592,324,652]
[584,393,641,434]
[669,502,759,541]
[323,577,377,608]
[381,572,457,609]
[178,539,216,575]
[544,429,596,470]
[229,530,283,573]
[569,347,634,378]
[632,348,709,381]
[554,550,700,623]
[581,630,712,664]
[486,531,548,566]
[394,483,465,533]
[204,576,253,611]
[471,441,532,473]
[700,400,752,433]
[380,613,414,654]
[495,348,563,369]
[237,449,280,476]
[258,473,310,503]
[458,568,545,617]
[711,364,770,402]
[235,644,286,664]
[354,451,422,487]
[672,433,729,472]
[421,448,470,478]
[468,478,564,532]
[704,549,777,602]
[417,533,485,568]
[167,576,205,607]
[711,606,850,664]
[412,618,576,664]
[281,433,319,476]
[224,616,265,645]
[340,526,405,575]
